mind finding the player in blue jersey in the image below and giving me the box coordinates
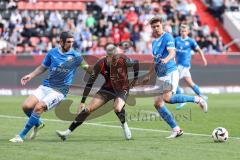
[9,31,89,143]
[175,24,208,110]
[143,17,208,138]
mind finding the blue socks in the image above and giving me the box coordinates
[178,85,203,96]
[23,109,42,127]
[19,112,40,139]
[192,85,201,96]
[169,94,195,104]
[157,106,177,129]
[24,110,32,117]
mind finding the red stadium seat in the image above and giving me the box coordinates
[71,2,85,10]
[65,2,74,10]
[54,2,64,10]
[36,2,45,10]
[17,1,25,10]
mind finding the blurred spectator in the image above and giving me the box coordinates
[225,0,240,11]
[205,0,225,23]
[0,0,227,55]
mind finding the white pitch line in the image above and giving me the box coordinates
[0,114,239,140]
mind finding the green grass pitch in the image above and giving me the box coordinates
[0,94,240,160]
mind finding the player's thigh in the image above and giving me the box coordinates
[87,93,109,112]
[22,95,39,110]
[23,85,46,109]
[41,90,65,111]
[184,76,195,87]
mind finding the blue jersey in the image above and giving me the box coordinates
[175,36,199,67]
[42,47,83,96]
[152,32,177,77]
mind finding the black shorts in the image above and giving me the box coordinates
[96,87,129,102]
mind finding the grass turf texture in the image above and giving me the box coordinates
[0,94,240,160]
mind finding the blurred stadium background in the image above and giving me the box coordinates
[0,0,240,95]
[1,1,240,160]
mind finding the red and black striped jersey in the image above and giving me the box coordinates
[81,55,139,103]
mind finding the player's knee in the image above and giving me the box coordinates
[83,108,91,114]
[154,100,164,109]
[163,94,171,103]
[114,107,122,113]
[34,102,47,114]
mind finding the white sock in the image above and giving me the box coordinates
[194,96,200,103]
[173,126,180,131]
[65,129,71,135]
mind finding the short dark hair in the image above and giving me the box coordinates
[149,16,163,25]
[60,31,74,42]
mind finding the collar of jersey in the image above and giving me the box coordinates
[57,46,73,55]
[180,36,189,41]
[156,32,166,41]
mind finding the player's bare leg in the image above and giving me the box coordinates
[56,94,107,141]
[114,97,131,140]
[22,95,38,116]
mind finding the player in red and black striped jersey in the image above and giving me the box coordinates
[56,42,139,141]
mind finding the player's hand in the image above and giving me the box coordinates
[160,58,168,64]
[21,74,32,86]
[142,75,150,85]
[203,60,208,66]
[77,103,85,114]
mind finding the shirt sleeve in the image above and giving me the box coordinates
[166,34,175,50]
[41,51,51,68]
[81,60,101,103]
[191,38,199,50]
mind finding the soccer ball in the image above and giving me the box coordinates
[212,127,229,142]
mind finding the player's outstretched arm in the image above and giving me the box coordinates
[196,47,208,66]
[79,61,101,109]
[79,60,91,73]
[21,65,47,86]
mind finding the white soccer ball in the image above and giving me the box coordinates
[212,127,229,142]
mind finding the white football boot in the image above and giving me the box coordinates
[121,122,132,140]
[56,129,71,141]
[9,135,24,143]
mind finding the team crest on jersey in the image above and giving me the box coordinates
[185,41,190,46]
[67,56,74,61]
